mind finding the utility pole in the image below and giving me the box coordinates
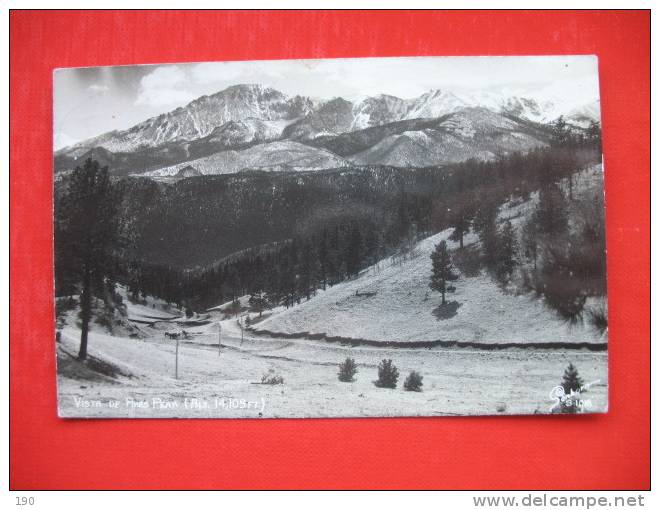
[217,322,222,356]
[175,336,179,379]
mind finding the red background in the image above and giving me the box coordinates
[10,10,650,489]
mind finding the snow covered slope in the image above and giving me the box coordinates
[56,321,608,417]
[349,107,548,167]
[141,140,350,176]
[254,230,604,347]
[351,94,410,130]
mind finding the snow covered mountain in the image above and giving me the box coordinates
[57,83,600,157]
[316,107,550,167]
[281,98,356,140]
[351,94,409,130]
[404,89,469,119]
[54,82,600,177]
[59,84,315,156]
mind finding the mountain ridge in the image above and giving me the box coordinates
[56,83,599,157]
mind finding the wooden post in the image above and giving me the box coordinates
[240,315,244,345]
[218,322,222,356]
[175,337,179,379]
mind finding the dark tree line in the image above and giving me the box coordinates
[55,122,603,327]
[116,141,601,313]
[122,215,392,311]
[436,125,605,321]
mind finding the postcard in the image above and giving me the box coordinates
[54,56,607,417]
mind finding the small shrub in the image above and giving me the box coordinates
[538,271,586,324]
[374,359,399,389]
[338,358,358,382]
[561,363,584,394]
[261,369,284,385]
[553,363,585,414]
[403,371,423,392]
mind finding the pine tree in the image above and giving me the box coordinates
[225,265,240,302]
[551,115,570,147]
[535,183,568,236]
[561,363,584,394]
[494,220,518,283]
[558,363,585,414]
[227,299,242,318]
[521,216,539,270]
[326,225,341,285]
[318,229,329,290]
[346,223,362,278]
[402,223,418,259]
[448,200,472,249]
[298,242,319,300]
[374,359,399,388]
[396,188,410,240]
[403,371,424,392]
[55,158,122,360]
[473,201,499,267]
[338,358,358,382]
[364,226,380,266]
[248,292,270,317]
[429,240,457,305]
[279,249,296,308]
[586,120,602,148]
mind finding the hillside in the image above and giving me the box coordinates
[140,140,350,177]
[55,276,607,418]
[253,164,606,347]
[252,230,604,348]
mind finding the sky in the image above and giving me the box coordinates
[53,55,600,149]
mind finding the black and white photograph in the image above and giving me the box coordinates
[53,55,608,418]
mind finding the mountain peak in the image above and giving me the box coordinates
[58,83,598,159]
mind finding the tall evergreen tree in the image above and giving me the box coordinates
[473,201,499,267]
[535,183,569,236]
[298,241,319,300]
[346,224,362,277]
[585,120,602,148]
[429,240,457,305]
[55,158,122,360]
[521,216,539,270]
[318,228,329,290]
[551,115,570,147]
[494,220,518,283]
[448,199,473,249]
[248,292,270,317]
